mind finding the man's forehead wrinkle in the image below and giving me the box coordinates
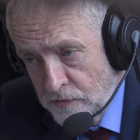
[12,9,81,31]
[13,25,41,34]
[10,0,84,39]
[13,32,49,41]
[12,17,47,31]
[12,14,84,42]
[14,38,41,47]
[12,24,75,41]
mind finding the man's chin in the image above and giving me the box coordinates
[38,100,77,125]
[47,106,78,126]
[41,103,77,126]
[40,100,100,126]
[52,113,70,126]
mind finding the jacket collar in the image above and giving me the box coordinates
[120,66,140,140]
[42,111,76,140]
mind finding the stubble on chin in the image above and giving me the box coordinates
[36,53,119,126]
[38,87,96,126]
[38,75,118,126]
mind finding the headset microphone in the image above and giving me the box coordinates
[63,3,140,137]
[63,30,140,138]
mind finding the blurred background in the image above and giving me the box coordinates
[0,1,20,87]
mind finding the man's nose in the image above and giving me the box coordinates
[44,61,68,93]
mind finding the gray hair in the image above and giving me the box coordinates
[6,0,111,39]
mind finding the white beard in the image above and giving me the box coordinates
[38,66,119,126]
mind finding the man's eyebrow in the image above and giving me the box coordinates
[51,40,86,50]
[16,40,85,56]
[16,46,37,57]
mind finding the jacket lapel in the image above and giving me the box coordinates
[41,111,77,140]
[120,67,140,140]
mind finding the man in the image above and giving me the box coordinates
[0,0,140,140]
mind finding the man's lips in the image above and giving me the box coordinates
[52,100,74,108]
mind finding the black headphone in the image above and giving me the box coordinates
[6,4,140,75]
[5,33,26,75]
[102,4,140,71]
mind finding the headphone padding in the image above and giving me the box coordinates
[102,9,119,70]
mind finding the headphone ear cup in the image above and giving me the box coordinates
[7,40,26,75]
[102,7,120,70]
[102,4,140,71]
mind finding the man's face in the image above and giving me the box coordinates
[11,1,120,126]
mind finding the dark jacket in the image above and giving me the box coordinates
[0,66,140,140]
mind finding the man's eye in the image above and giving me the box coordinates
[25,58,37,64]
[62,50,75,56]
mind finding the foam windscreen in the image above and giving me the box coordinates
[63,112,93,137]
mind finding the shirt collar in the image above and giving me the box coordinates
[99,80,125,133]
